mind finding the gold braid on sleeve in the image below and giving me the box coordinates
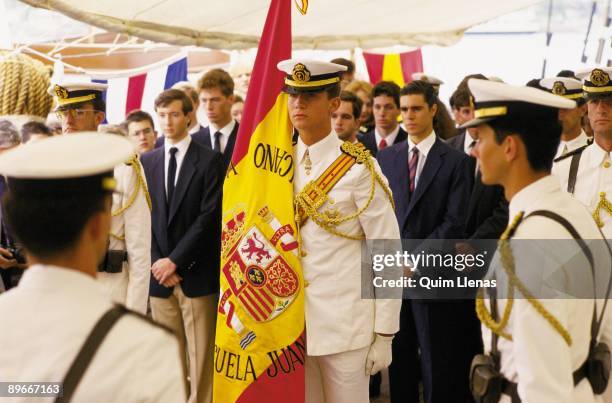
[475,211,572,346]
[110,155,152,241]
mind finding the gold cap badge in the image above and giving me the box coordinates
[590,69,610,87]
[54,84,68,99]
[552,81,566,95]
[292,63,311,83]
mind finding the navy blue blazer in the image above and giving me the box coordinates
[377,137,472,240]
[359,126,407,157]
[155,122,238,172]
[446,132,508,239]
[141,140,223,298]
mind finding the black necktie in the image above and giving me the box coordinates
[167,147,178,205]
[214,131,222,153]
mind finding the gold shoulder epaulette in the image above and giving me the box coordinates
[340,141,371,164]
[553,139,593,163]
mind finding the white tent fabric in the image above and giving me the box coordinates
[19,0,542,49]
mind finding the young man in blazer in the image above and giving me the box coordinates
[141,89,223,403]
[155,70,238,173]
[194,69,239,172]
[377,81,473,403]
[360,81,407,157]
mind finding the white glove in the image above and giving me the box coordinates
[365,334,394,375]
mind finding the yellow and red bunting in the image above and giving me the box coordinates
[213,0,305,402]
[362,49,424,86]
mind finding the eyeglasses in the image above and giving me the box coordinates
[55,109,102,121]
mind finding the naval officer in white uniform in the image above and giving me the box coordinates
[278,59,402,403]
[463,79,612,403]
[0,133,185,402]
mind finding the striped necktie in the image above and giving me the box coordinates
[409,147,419,193]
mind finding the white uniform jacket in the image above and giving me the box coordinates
[552,140,612,238]
[294,132,402,356]
[0,265,185,402]
[555,130,590,159]
[98,158,151,314]
[483,176,612,403]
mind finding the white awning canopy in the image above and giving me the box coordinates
[18,0,542,49]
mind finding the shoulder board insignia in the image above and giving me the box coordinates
[340,141,370,164]
[553,139,593,163]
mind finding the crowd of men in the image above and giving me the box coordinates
[0,52,611,403]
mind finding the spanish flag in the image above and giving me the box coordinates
[213,0,305,402]
[362,49,424,86]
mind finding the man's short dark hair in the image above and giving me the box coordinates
[489,113,561,172]
[21,121,52,143]
[198,68,235,97]
[339,91,363,120]
[400,80,437,108]
[124,110,155,131]
[372,81,401,108]
[449,88,472,109]
[3,186,109,259]
[331,58,355,74]
[154,89,193,115]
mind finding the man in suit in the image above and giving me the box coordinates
[360,81,407,157]
[447,86,509,241]
[195,69,239,172]
[141,89,223,403]
[155,71,238,173]
[377,80,472,403]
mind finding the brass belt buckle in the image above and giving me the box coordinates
[299,181,328,211]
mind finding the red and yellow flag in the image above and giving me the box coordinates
[213,0,305,402]
[362,49,424,86]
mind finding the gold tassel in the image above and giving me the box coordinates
[294,0,308,15]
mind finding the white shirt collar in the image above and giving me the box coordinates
[585,138,611,168]
[296,131,338,166]
[209,120,236,137]
[375,124,400,148]
[463,131,477,155]
[164,133,191,155]
[17,264,105,297]
[564,130,589,149]
[408,130,436,157]
[508,175,560,221]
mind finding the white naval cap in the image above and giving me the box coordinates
[576,66,612,100]
[0,132,134,196]
[48,81,108,110]
[277,59,347,94]
[539,76,583,100]
[411,72,444,86]
[461,79,576,128]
